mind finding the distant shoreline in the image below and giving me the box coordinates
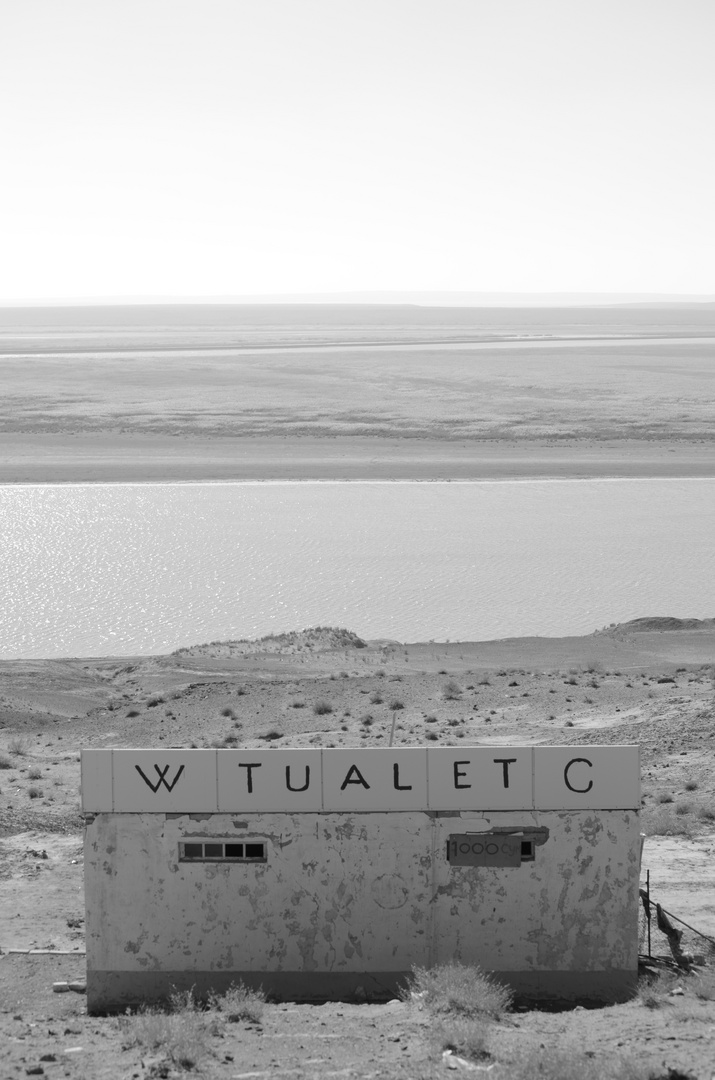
[1,434,715,484]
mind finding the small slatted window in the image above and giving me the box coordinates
[179,840,267,863]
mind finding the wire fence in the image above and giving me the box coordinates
[638,873,715,965]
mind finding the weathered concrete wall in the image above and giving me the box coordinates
[84,808,641,1011]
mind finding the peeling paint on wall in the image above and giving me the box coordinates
[85,807,640,1009]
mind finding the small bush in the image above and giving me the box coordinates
[643,806,696,837]
[28,786,42,799]
[8,737,28,756]
[404,962,512,1020]
[499,1046,649,1080]
[0,754,12,770]
[313,700,333,715]
[698,806,715,822]
[27,766,42,780]
[637,969,681,1009]
[258,729,283,741]
[126,709,140,718]
[693,970,715,1001]
[425,731,439,741]
[146,696,165,708]
[425,714,437,723]
[389,699,404,711]
[657,792,674,804]
[361,714,374,727]
[290,699,305,709]
[221,707,235,718]
[121,988,218,1072]
[565,676,577,685]
[369,692,383,704]
[477,677,491,686]
[443,680,462,700]
[208,981,265,1024]
[685,780,698,791]
[435,1017,491,1065]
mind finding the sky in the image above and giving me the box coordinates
[1,0,714,301]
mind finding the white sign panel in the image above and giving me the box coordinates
[533,745,641,809]
[321,749,428,811]
[112,749,218,812]
[82,746,640,812]
[80,749,113,812]
[427,747,533,811]
[217,749,322,812]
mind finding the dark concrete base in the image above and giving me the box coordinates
[87,967,637,1014]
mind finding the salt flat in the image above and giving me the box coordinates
[1,303,713,481]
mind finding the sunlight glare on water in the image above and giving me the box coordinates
[1,480,714,658]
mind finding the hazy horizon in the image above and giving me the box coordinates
[2,292,715,310]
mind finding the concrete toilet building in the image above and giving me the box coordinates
[81,744,641,1012]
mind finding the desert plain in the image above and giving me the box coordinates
[1,303,714,1078]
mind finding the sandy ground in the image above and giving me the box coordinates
[3,434,715,483]
[1,620,714,1077]
[1,303,714,483]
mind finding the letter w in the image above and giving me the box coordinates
[135,764,185,793]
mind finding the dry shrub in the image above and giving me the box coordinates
[637,968,682,1009]
[123,1010,214,1072]
[120,983,263,1072]
[434,1016,491,1064]
[0,754,13,770]
[404,961,512,1020]
[208,981,265,1023]
[313,700,333,715]
[642,806,696,838]
[693,969,715,1001]
[496,1046,650,1080]
[8,737,28,756]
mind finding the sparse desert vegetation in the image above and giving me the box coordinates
[1,621,715,1077]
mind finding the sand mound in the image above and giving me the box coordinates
[609,616,715,633]
[172,626,367,658]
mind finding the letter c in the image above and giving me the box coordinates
[564,757,593,794]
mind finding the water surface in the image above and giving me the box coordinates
[2,479,713,658]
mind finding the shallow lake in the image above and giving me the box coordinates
[2,479,714,658]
